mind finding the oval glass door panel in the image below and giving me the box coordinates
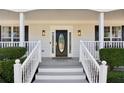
[58,34,65,53]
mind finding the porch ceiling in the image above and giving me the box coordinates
[0,9,19,21]
[105,9,124,21]
[0,9,124,22]
[24,9,99,21]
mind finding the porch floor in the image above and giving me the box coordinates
[41,57,80,66]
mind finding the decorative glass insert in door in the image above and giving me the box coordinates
[52,32,54,53]
[69,32,71,53]
[58,34,65,53]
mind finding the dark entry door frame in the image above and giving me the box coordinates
[50,26,73,58]
[56,30,68,57]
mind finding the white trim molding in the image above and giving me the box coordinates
[50,25,73,57]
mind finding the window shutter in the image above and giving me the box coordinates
[25,25,29,41]
[95,25,99,41]
[122,26,124,41]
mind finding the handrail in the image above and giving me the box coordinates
[81,43,100,68]
[21,41,39,68]
[21,41,41,83]
[80,40,107,83]
[14,40,41,83]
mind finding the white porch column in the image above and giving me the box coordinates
[99,12,104,49]
[19,12,25,47]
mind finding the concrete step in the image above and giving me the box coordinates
[36,72,84,75]
[40,59,81,66]
[38,68,83,72]
[33,79,88,83]
[38,65,83,68]
[33,58,87,83]
[35,74,86,80]
[39,63,82,66]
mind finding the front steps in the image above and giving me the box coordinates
[33,58,88,83]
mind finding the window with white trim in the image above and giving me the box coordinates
[1,26,11,41]
[1,26,20,42]
[104,26,110,41]
[13,26,19,41]
[104,26,122,41]
[112,26,121,41]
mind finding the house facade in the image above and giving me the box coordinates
[0,9,124,58]
[1,9,124,83]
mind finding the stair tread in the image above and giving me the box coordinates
[39,63,82,66]
[36,72,85,75]
[38,65,83,68]
[33,79,88,83]
[38,68,83,72]
[33,58,87,83]
[35,75,86,80]
[40,63,81,65]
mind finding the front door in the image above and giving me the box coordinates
[56,30,68,57]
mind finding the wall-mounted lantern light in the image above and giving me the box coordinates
[42,30,46,36]
[77,30,81,36]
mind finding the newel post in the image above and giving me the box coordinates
[14,59,22,83]
[99,61,108,83]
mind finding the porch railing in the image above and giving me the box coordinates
[83,41,124,60]
[0,41,37,55]
[14,40,41,83]
[83,41,100,60]
[80,41,108,83]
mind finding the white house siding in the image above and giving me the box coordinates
[1,20,124,57]
[28,21,124,57]
[29,24,51,57]
[28,23,95,57]
[1,9,124,57]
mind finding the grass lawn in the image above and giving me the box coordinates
[108,78,124,83]
[107,71,124,83]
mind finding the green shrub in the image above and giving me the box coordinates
[0,47,26,60]
[99,48,124,70]
[107,71,124,83]
[0,47,27,83]
[0,57,27,83]
[0,63,2,75]
[0,60,15,83]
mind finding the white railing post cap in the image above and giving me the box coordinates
[15,59,20,64]
[102,61,107,65]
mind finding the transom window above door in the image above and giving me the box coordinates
[104,26,122,41]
